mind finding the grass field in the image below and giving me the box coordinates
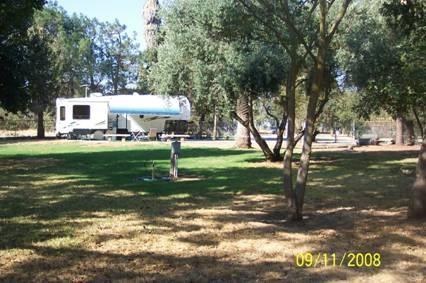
[0,140,425,282]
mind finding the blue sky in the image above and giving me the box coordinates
[55,0,148,50]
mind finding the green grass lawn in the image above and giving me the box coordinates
[0,141,424,282]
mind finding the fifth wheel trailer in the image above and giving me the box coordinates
[55,93,191,139]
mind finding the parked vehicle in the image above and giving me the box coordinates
[55,92,191,139]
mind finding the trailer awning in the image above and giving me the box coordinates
[108,95,181,116]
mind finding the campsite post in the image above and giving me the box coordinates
[170,141,181,179]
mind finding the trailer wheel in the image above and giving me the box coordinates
[67,133,77,140]
[93,130,104,140]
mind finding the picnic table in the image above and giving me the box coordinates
[160,134,190,141]
[103,134,131,141]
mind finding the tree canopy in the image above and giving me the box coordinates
[338,0,425,136]
[0,0,46,112]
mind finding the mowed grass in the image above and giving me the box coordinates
[0,140,425,282]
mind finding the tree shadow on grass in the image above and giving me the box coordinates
[307,150,418,209]
[0,146,424,282]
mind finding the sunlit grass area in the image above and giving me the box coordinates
[0,141,424,282]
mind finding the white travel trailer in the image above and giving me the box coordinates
[55,93,191,139]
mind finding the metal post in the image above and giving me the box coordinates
[352,120,356,140]
[173,154,178,178]
[170,141,181,179]
[152,161,155,180]
[213,106,217,140]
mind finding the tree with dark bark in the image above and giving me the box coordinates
[25,33,57,138]
[0,0,45,113]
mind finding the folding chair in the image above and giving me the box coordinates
[131,131,147,141]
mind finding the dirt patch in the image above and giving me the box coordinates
[1,194,424,282]
[248,161,282,169]
[175,175,206,182]
[353,144,421,152]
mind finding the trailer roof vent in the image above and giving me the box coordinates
[90,92,103,97]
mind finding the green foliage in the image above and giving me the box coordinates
[149,0,228,115]
[0,0,46,112]
[33,5,140,96]
[1,1,141,117]
[98,20,140,94]
[318,91,361,133]
[338,0,426,124]
[149,0,288,118]
[25,31,57,114]
[137,48,158,93]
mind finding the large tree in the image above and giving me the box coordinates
[25,32,57,138]
[29,4,141,136]
[143,0,161,49]
[77,16,107,93]
[382,0,426,219]
[32,4,82,98]
[28,4,87,137]
[339,0,425,218]
[151,0,290,157]
[99,21,140,94]
[149,0,248,145]
[226,43,289,159]
[338,0,425,143]
[388,0,426,219]
[237,0,353,220]
[0,0,45,112]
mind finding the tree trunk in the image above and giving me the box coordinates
[212,107,218,141]
[143,0,161,49]
[283,59,299,216]
[413,106,424,139]
[408,136,426,219]
[235,96,251,148]
[247,97,275,161]
[405,120,415,146]
[396,116,405,145]
[273,113,287,161]
[292,0,327,221]
[262,97,288,161]
[198,114,204,139]
[37,111,45,139]
[234,97,286,161]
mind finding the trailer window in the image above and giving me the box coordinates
[73,105,90,120]
[60,106,65,121]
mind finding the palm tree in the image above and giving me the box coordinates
[143,0,161,49]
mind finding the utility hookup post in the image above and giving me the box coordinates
[352,120,356,143]
[170,141,181,180]
[151,161,155,181]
